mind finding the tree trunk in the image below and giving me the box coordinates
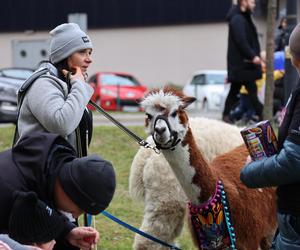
[263,0,277,121]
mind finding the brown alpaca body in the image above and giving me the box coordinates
[187,129,277,250]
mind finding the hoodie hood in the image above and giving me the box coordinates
[13,133,60,171]
[12,133,75,195]
[226,4,252,22]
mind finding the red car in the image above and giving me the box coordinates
[88,72,147,111]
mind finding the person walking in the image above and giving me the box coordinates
[222,0,263,123]
[240,23,300,249]
[0,132,116,250]
[15,23,94,158]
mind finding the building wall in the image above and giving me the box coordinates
[0,23,229,87]
[0,0,231,32]
[1,0,295,88]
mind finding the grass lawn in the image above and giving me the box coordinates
[0,125,195,250]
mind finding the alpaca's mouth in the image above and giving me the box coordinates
[153,132,180,150]
[153,133,171,145]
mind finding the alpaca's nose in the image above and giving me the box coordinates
[155,126,166,135]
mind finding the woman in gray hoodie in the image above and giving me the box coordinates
[14,23,95,250]
[16,23,94,157]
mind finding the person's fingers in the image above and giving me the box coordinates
[245,155,252,164]
[79,227,98,244]
[88,230,98,242]
[76,239,92,250]
[93,230,99,242]
[84,226,96,232]
[62,69,69,77]
[74,66,82,75]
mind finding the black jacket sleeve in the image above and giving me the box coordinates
[230,15,257,60]
[287,92,300,131]
[56,213,77,240]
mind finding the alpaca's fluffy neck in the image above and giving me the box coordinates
[162,127,216,205]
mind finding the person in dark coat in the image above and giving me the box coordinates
[240,23,300,249]
[0,132,116,250]
[222,0,263,123]
[275,16,288,52]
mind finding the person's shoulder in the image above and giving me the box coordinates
[33,74,59,85]
[38,74,65,84]
[230,13,245,24]
[274,28,282,36]
[32,74,68,93]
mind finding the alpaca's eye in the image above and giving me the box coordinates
[146,113,153,120]
[171,111,177,118]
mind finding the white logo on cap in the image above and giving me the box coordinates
[46,206,53,216]
[82,36,90,43]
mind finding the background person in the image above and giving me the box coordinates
[275,16,288,52]
[240,22,300,249]
[229,51,285,124]
[222,0,263,123]
[8,191,64,250]
[0,132,116,250]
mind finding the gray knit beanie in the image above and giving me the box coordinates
[289,23,300,59]
[49,23,93,64]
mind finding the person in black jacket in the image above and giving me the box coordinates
[8,191,64,250]
[240,23,300,249]
[222,0,263,123]
[0,132,116,250]
[275,16,288,52]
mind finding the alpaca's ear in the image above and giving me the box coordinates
[181,96,196,109]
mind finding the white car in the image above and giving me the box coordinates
[183,70,229,111]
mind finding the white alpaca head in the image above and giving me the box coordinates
[140,88,196,149]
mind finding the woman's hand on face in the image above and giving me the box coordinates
[62,66,86,83]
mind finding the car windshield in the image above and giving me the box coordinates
[0,69,33,80]
[101,74,140,86]
[206,73,226,85]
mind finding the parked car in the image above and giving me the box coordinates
[183,70,229,111]
[88,72,148,112]
[0,68,34,123]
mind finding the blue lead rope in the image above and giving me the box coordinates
[101,210,181,250]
